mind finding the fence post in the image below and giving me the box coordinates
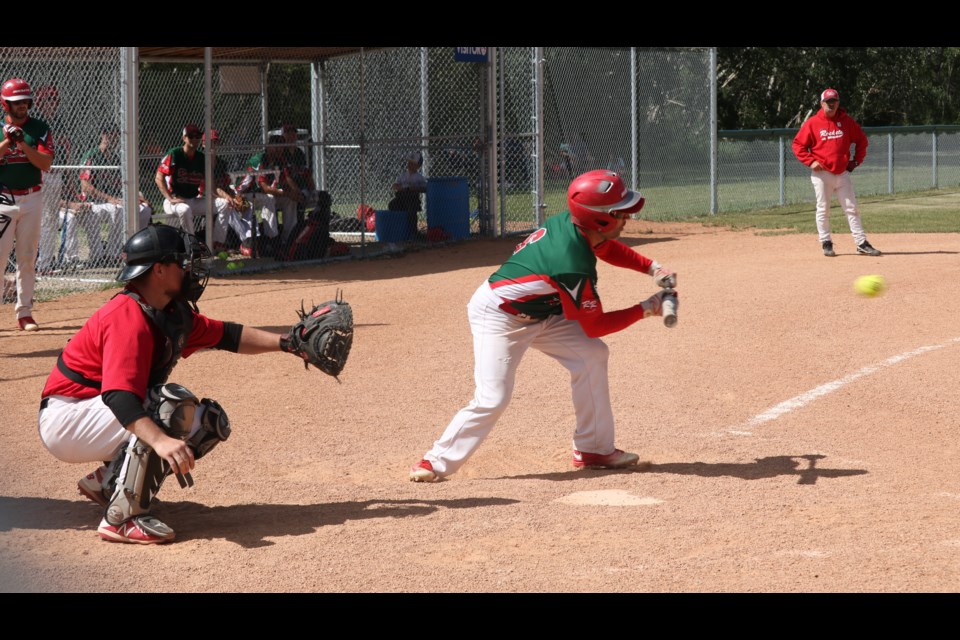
[709,47,718,215]
[778,135,786,206]
[887,133,894,194]
[932,130,938,189]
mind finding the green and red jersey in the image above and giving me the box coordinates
[489,211,654,338]
[0,115,53,189]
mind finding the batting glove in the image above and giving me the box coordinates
[649,261,677,289]
[640,290,669,318]
[3,124,24,144]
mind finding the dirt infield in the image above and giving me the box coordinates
[1,222,958,593]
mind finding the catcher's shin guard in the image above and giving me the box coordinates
[103,383,201,526]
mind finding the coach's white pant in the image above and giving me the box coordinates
[162,197,205,235]
[38,394,207,464]
[421,280,616,477]
[810,169,866,245]
[0,188,42,321]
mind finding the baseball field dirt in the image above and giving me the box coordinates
[1,221,958,593]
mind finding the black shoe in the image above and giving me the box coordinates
[822,241,836,257]
[857,241,881,256]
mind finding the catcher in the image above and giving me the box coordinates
[37,223,353,544]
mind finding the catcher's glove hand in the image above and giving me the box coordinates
[3,124,24,145]
[280,292,354,379]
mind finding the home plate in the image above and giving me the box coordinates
[555,490,663,506]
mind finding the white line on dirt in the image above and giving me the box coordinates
[726,336,960,435]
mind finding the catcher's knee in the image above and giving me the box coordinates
[190,398,231,460]
[147,383,200,439]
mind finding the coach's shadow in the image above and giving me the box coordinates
[503,455,866,486]
[0,495,518,549]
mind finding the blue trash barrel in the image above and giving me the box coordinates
[426,177,470,240]
[375,210,410,243]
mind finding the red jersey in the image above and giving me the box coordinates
[792,107,868,175]
[41,288,225,401]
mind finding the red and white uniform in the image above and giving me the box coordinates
[420,212,656,477]
[792,107,869,245]
[38,287,224,463]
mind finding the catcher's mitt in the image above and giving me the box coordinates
[280,292,354,379]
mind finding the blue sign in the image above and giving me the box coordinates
[454,47,488,63]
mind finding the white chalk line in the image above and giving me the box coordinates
[722,336,960,436]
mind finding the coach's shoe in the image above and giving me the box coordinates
[572,448,640,470]
[97,515,175,545]
[239,242,253,257]
[857,241,882,256]
[822,241,836,257]
[409,459,439,482]
[17,316,39,331]
[78,465,110,508]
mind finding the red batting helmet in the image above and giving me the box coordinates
[2,78,34,110]
[567,169,645,231]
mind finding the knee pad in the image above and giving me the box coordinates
[147,383,200,439]
[189,398,231,460]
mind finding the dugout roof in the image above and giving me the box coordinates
[138,47,383,63]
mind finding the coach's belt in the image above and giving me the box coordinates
[39,397,49,411]
[10,185,41,196]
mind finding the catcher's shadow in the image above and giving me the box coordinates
[501,455,866,486]
[0,495,518,549]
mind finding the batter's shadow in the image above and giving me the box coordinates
[502,455,866,485]
[0,495,518,549]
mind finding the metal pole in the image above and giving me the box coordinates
[488,48,500,237]
[932,130,938,189]
[120,47,139,240]
[630,47,638,196]
[260,64,270,145]
[779,136,786,206]
[311,61,323,190]
[204,47,214,249]
[709,47,718,215]
[887,133,894,194]
[421,47,429,176]
[534,47,545,228]
[359,48,367,251]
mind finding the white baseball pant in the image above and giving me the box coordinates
[38,394,207,464]
[37,170,63,272]
[421,280,616,476]
[0,188,43,321]
[232,194,279,241]
[162,197,205,235]
[810,169,866,245]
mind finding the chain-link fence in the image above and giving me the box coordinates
[11,47,956,313]
[717,126,960,212]
[0,47,124,308]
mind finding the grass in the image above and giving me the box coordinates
[670,187,960,234]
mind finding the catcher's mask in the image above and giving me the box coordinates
[117,224,211,309]
[567,169,645,232]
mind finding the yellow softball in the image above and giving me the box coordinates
[854,274,887,297]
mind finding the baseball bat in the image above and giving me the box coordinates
[662,289,678,327]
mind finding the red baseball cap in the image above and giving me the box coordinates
[821,88,839,102]
[183,124,202,138]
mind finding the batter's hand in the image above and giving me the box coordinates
[640,290,670,318]
[3,124,24,145]
[651,265,676,289]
